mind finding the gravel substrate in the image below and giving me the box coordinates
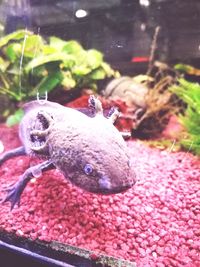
[0,124,200,267]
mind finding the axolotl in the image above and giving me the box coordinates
[0,96,136,209]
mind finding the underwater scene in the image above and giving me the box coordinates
[0,0,200,266]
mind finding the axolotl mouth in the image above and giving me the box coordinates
[67,171,135,195]
[89,184,134,195]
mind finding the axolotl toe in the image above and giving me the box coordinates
[0,96,136,209]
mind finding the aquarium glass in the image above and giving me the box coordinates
[0,1,200,266]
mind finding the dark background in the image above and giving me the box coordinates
[1,0,200,74]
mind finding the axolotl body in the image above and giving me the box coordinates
[0,96,136,209]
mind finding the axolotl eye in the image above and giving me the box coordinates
[84,163,93,175]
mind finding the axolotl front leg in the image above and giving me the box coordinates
[1,159,55,210]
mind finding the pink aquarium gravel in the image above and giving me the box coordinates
[0,124,200,267]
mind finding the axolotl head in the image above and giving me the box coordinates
[52,143,136,195]
[27,101,136,195]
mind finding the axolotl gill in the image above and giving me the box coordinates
[0,95,136,209]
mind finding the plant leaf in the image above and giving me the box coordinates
[0,30,32,48]
[175,63,200,76]
[62,75,76,89]
[90,68,106,80]
[49,36,67,51]
[86,49,103,69]
[42,45,57,55]
[0,56,10,71]
[5,43,21,61]
[170,78,200,155]
[62,40,83,54]
[6,108,24,126]
[22,35,44,58]
[25,53,74,72]
[34,71,63,94]
[72,65,91,76]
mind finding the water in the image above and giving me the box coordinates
[0,1,200,267]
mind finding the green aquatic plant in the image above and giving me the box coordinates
[170,78,200,155]
[0,30,118,125]
[174,63,200,76]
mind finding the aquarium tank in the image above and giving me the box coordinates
[0,1,200,267]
